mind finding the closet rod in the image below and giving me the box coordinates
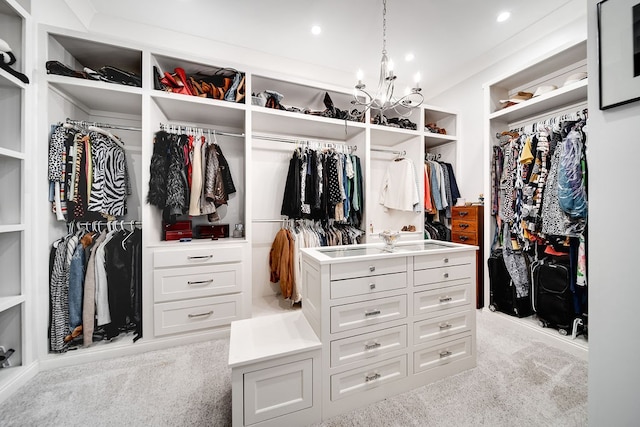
[371,147,406,156]
[71,220,142,227]
[65,118,141,132]
[507,102,588,132]
[252,133,357,152]
[160,122,245,139]
[252,219,289,223]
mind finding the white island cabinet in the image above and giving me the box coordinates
[229,240,477,426]
[300,240,478,419]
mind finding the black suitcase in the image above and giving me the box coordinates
[531,259,576,335]
[487,249,533,317]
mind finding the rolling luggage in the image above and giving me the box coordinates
[487,248,533,317]
[531,259,576,335]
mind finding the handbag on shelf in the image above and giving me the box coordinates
[98,65,142,87]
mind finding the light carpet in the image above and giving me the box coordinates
[0,311,587,426]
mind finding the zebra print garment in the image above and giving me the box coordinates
[87,131,130,217]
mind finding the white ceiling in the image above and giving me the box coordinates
[80,0,581,98]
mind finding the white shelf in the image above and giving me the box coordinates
[47,75,142,115]
[0,68,27,89]
[0,147,25,160]
[370,124,421,146]
[152,91,245,129]
[252,106,366,141]
[0,224,25,233]
[424,132,457,148]
[0,295,24,313]
[489,79,588,124]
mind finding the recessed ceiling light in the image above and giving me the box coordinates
[497,11,511,22]
[405,53,415,62]
[311,25,322,35]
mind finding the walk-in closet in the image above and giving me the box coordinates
[0,0,637,425]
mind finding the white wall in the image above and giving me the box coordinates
[587,0,640,424]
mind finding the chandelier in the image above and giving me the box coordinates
[352,0,424,120]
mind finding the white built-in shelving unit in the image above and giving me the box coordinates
[482,39,588,359]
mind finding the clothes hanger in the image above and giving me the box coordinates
[121,221,136,250]
[88,125,126,150]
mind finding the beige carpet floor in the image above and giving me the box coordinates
[0,311,587,426]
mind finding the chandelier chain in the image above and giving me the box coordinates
[382,0,387,54]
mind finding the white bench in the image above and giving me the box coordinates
[228,311,322,427]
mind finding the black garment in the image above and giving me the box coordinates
[215,144,236,196]
[103,229,142,341]
[443,162,461,204]
[281,150,302,218]
[166,134,189,217]
[147,131,170,208]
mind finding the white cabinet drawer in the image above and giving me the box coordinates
[331,295,407,334]
[414,335,472,374]
[330,272,407,299]
[413,284,471,317]
[414,263,473,287]
[331,355,407,401]
[330,325,407,368]
[243,358,313,425]
[154,294,241,336]
[153,245,243,268]
[414,252,472,270]
[154,264,242,302]
[414,311,473,345]
[330,257,406,280]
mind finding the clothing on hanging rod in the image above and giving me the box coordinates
[252,133,357,152]
[507,103,588,133]
[159,122,245,139]
[65,118,141,132]
[72,220,142,227]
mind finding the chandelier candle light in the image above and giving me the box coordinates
[352,0,424,120]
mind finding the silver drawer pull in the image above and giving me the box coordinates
[439,350,452,358]
[369,265,376,272]
[365,373,381,382]
[443,273,449,278]
[364,342,381,350]
[369,283,376,290]
[459,223,469,229]
[188,255,213,260]
[365,309,381,317]
[439,323,452,330]
[439,296,452,303]
[443,258,449,263]
[188,310,214,318]
[187,279,213,286]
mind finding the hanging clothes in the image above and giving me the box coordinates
[268,220,363,302]
[379,157,420,212]
[48,223,143,353]
[48,124,131,222]
[491,114,589,318]
[280,147,363,227]
[148,130,236,223]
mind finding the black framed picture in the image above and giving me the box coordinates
[597,0,640,109]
